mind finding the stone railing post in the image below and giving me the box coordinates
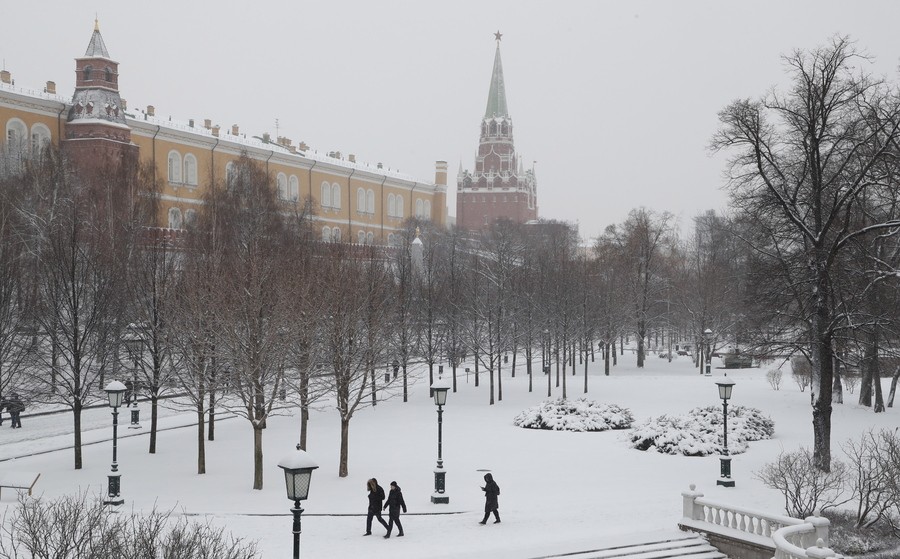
[682,484,704,520]
[804,515,830,548]
[805,538,838,559]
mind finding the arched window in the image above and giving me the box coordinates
[387,233,395,246]
[225,161,236,188]
[358,231,366,244]
[185,209,197,226]
[83,65,93,81]
[5,119,27,154]
[387,194,396,217]
[367,189,375,214]
[105,67,112,82]
[183,153,198,186]
[30,124,51,155]
[332,227,341,242]
[424,200,432,219]
[357,188,366,212]
[277,173,288,200]
[366,232,374,245]
[415,199,424,218]
[322,226,332,242]
[396,195,404,218]
[321,181,332,208]
[167,151,182,183]
[289,175,299,201]
[167,207,183,229]
[331,183,341,209]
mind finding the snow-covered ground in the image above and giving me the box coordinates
[1,354,895,558]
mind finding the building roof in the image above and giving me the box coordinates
[84,20,111,59]
[484,43,509,119]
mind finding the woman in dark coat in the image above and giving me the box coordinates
[365,478,389,536]
[480,473,500,524]
[382,481,407,538]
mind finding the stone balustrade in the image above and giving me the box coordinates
[679,485,843,559]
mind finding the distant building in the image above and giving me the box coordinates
[0,21,448,244]
[456,33,538,230]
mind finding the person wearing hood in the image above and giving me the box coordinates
[7,393,23,429]
[364,478,389,536]
[479,473,500,524]
[382,481,406,538]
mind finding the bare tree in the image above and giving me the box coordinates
[713,36,900,470]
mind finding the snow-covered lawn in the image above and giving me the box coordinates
[1,354,895,558]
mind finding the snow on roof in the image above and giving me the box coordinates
[0,80,70,104]
[277,446,319,470]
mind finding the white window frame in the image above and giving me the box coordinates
[331,183,341,209]
[322,226,332,242]
[183,153,198,186]
[168,207,183,229]
[357,187,366,213]
[396,195,404,218]
[321,181,332,208]
[415,199,424,218]
[424,200,432,219]
[277,173,288,200]
[167,151,183,184]
[30,123,51,155]
[358,230,366,244]
[387,193,396,217]
[289,175,299,201]
[367,189,375,214]
[332,227,341,242]
[5,118,28,155]
[366,232,374,245]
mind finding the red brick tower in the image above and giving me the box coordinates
[64,20,136,169]
[456,32,538,230]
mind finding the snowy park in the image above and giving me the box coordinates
[2,354,896,558]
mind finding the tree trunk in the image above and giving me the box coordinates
[339,416,350,477]
[197,406,206,474]
[604,343,610,375]
[637,322,645,368]
[811,302,834,471]
[253,425,264,490]
[832,354,843,404]
[887,366,899,408]
[300,373,310,450]
[149,393,159,453]
[73,403,83,470]
[208,389,216,441]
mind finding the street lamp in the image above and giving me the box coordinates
[704,329,713,377]
[431,374,451,504]
[715,376,736,487]
[103,380,127,506]
[278,444,319,559]
[123,327,143,429]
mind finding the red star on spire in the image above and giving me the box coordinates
[494,30,502,42]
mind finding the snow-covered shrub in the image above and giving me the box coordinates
[629,405,774,456]
[754,447,847,518]
[766,369,783,390]
[0,491,259,559]
[514,398,634,432]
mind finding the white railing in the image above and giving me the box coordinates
[681,485,843,559]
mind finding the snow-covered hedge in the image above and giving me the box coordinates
[514,398,634,432]
[629,405,774,456]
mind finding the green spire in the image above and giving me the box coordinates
[484,41,509,119]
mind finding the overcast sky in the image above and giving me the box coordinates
[4,1,900,240]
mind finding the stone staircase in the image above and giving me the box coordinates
[533,531,726,559]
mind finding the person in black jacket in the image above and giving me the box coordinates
[382,481,406,538]
[364,478,389,536]
[479,473,500,524]
[7,394,23,429]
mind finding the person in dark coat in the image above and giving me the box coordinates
[364,478,389,536]
[8,393,23,429]
[382,481,406,538]
[479,473,500,524]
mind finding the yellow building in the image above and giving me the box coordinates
[0,23,448,244]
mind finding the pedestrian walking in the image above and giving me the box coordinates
[8,393,23,429]
[382,481,406,538]
[479,473,500,524]
[364,478,389,536]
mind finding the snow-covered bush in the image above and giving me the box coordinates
[0,491,259,559]
[755,447,847,518]
[629,405,774,456]
[766,368,783,390]
[514,398,634,432]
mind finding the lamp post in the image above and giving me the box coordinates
[704,328,713,377]
[431,375,451,504]
[716,376,735,487]
[103,380,127,506]
[278,444,319,559]
[123,327,143,429]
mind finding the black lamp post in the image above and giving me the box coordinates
[123,327,143,429]
[278,444,319,559]
[431,375,451,504]
[704,328,713,377]
[716,376,735,487]
[103,380,127,506]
